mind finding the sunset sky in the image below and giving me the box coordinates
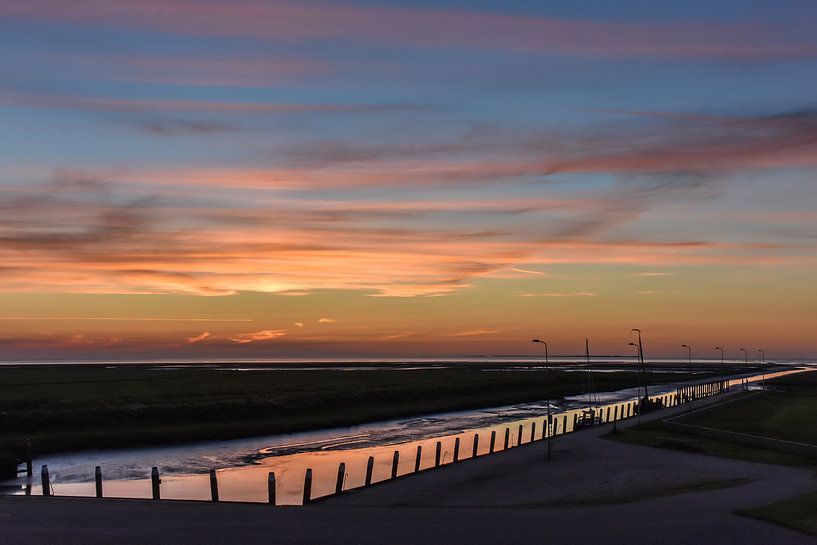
[1,0,816,360]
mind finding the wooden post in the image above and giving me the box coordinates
[472,434,479,458]
[517,424,524,446]
[489,431,496,453]
[530,421,536,442]
[365,456,375,486]
[209,469,219,502]
[41,465,50,497]
[614,406,619,421]
[552,417,559,435]
[268,472,276,505]
[434,441,442,468]
[95,466,103,498]
[303,468,312,505]
[572,413,578,431]
[335,462,346,495]
[605,407,611,422]
[25,439,32,477]
[414,445,422,473]
[391,451,399,479]
[453,438,460,462]
[503,427,510,450]
[151,467,160,500]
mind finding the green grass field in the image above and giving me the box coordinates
[1,363,704,459]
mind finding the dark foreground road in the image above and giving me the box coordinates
[1,491,814,545]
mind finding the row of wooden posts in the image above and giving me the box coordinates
[36,378,733,505]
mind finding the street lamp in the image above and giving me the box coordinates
[629,329,648,399]
[739,347,748,365]
[532,339,549,370]
[628,342,644,398]
[758,349,766,382]
[714,346,724,366]
[532,339,553,459]
[681,344,692,375]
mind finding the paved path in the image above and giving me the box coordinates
[3,387,816,544]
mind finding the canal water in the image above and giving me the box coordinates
[2,367,806,504]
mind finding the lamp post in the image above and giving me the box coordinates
[532,339,549,371]
[628,342,646,400]
[629,329,648,400]
[758,349,766,382]
[739,347,748,366]
[714,346,724,366]
[532,339,552,459]
[681,344,692,375]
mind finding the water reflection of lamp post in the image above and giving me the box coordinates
[681,344,692,375]
[740,347,748,365]
[714,346,724,366]
[532,339,549,371]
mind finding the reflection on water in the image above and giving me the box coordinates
[2,368,807,504]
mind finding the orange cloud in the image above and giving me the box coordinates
[186,331,211,344]
[229,329,289,344]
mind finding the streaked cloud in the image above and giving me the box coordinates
[517,292,598,297]
[439,329,500,337]
[4,1,815,59]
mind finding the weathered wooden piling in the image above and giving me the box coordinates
[472,434,479,458]
[434,441,442,468]
[503,427,510,450]
[530,421,536,442]
[41,465,50,497]
[365,456,375,486]
[303,468,312,505]
[605,407,611,422]
[151,467,160,500]
[572,413,578,431]
[335,462,346,495]
[453,438,460,462]
[25,439,32,477]
[489,430,496,453]
[94,466,103,498]
[391,451,399,479]
[414,445,422,473]
[209,469,219,502]
[552,417,559,435]
[268,472,276,505]
[614,405,619,420]
[517,424,524,446]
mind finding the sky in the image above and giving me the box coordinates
[1,0,816,360]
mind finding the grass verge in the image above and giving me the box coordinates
[739,490,817,536]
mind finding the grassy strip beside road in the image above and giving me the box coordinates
[1,363,710,458]
[608,370,817,537]
[739,490,817,537]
